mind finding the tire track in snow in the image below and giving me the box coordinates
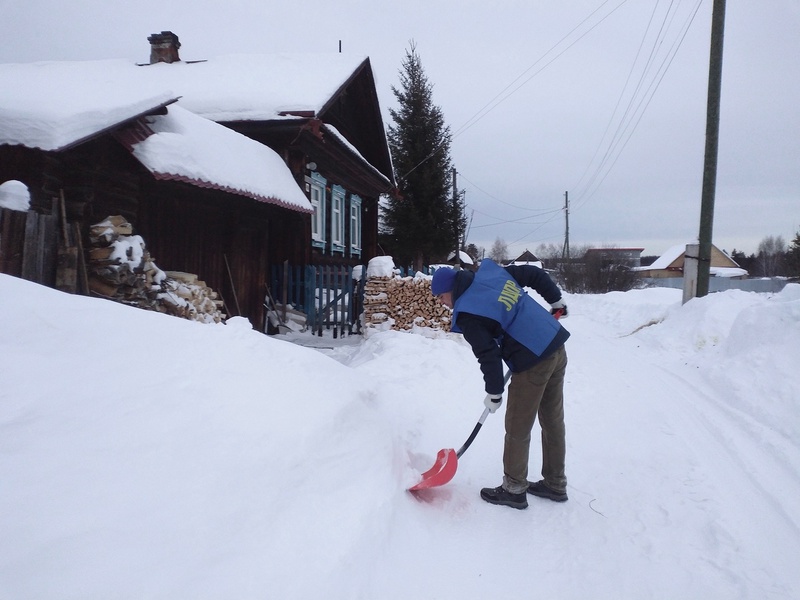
[562,305,799,596]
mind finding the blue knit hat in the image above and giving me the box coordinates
[431,267,457,295]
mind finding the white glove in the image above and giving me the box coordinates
[550,299,568,318]
[484,394,503,413]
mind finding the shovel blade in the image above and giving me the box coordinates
[408,448,458,491]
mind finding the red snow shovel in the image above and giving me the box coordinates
[409,371,512,492]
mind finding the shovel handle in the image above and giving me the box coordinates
[456,407,490,458]
[456,370,512,458]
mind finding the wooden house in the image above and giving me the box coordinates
[506,249,543,269]
[634,244,747,279]
[0,32,395,331]
[132,32,394,268]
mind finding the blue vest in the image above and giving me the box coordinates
[451,260,561,356]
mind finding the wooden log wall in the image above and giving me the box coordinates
[363,274,451,332]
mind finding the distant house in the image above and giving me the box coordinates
[634,244,747,279]
[583,247,644,269]
[0,31,395,331]
[446,250,475,267]
[506,249,543,269]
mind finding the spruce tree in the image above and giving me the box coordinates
[384,43,463,271]
[785,231,800,276]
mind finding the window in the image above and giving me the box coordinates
[350,194,362,256]
[307,172,326,249]
[331,185,345,253]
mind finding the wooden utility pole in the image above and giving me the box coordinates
[696,0,727,298]
[563,191,570,262]
[452,167,461,268]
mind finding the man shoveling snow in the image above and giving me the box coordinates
[431,259,570,509]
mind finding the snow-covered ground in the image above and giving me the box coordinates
[1,273,799,599]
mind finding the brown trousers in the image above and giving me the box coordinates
[502,345,568,494]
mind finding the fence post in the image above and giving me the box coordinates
[355,269,365,334]
[317,267,324,337]
[294,265,302,308]
[278,263,369,337]
[332,266,338,335]
[304,265,315,331]
[346,266,353,335]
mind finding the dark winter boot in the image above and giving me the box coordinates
[480,485,528,510]
[527,480,568,502]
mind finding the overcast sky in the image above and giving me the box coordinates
[2,0,798,258]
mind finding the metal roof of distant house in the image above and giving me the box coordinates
[646,244,690,270]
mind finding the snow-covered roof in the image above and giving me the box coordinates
[136,53,368,122]
[509,260,544,268]
[323,123,390,186]
[711,267,748,278]
[445,250,475,265]
[129,105,312,213]
[0,55,368,149]
[646,244,687,270]
[0,59,178,151]
[0,54,368,212]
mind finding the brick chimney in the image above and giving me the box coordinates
[147,31,181,64]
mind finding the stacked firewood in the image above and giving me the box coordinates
[87,216,157,306]
[86,216,225,324]
[157,271,226,324]
[363,274,451,332]
[362,275,391,326]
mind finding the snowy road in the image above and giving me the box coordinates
[561,296,799,598]
[324,287,800,599]
[2,276,798,599]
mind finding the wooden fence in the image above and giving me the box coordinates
[0,201,88,294]
[269,263,364,337]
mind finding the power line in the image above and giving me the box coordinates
[443,1,634,248]
[569,0,666,198]
[396,1,630,184]
[451,0,630,140]
[398,0,703,250]
[571,0,704,211]
[468,207,563,228]
[457,171,560,214]
[508,210,566,248]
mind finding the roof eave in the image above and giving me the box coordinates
[149,171,314,214]
[52,97,181,152]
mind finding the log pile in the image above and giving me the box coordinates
[363,273,451,332]
[86,216,225,324]
[87,216,157,306]
[362,275,391,327]
[157,271,226,324]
